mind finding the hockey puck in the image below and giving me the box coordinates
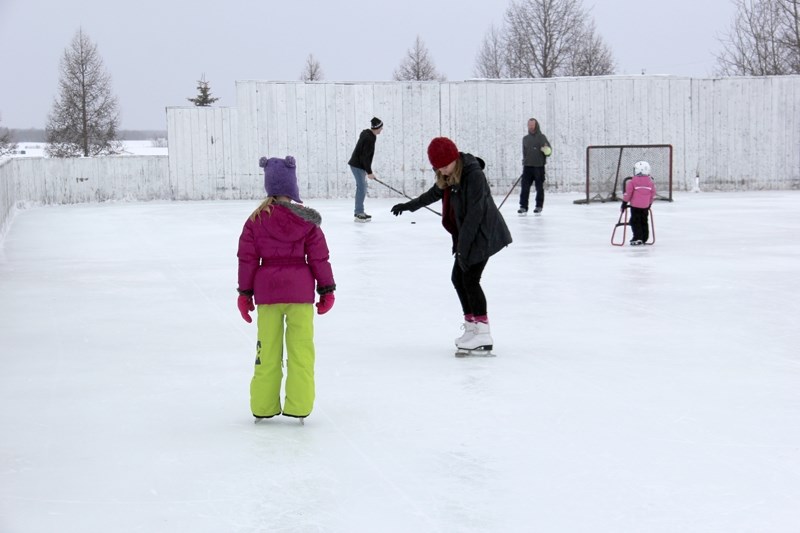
[411,221,416,224]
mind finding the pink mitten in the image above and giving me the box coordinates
[316,293,335,315]
[237,295,255,323]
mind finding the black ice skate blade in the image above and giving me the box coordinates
[455,347,496,358]
[254,415,306,425]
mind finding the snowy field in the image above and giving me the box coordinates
[2,140,168,158]
[1,191,799,533]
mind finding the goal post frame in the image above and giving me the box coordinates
[575,144,673,204]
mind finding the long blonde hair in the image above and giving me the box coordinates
[434,157,463,189]
[249,197,278,221]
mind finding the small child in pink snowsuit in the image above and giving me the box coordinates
[236,155,336,421]
[621,160,657,245]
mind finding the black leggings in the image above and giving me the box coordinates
[451,258,488,317]
[630,207,650,242]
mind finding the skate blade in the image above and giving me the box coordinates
[256,416,305,425]
[455,347,495,358]
[353,218,372,223]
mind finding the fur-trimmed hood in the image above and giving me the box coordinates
[275,200,322,226]
[259,201,323,244]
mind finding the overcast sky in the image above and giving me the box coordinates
[0,0,736,131]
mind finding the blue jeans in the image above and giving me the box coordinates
[349,166,367,215]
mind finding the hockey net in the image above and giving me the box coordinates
[574,144,673,204]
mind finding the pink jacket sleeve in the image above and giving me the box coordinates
[236,221,259,294]
[305,225,335,292]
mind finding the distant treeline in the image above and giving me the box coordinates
[9,129,167,142]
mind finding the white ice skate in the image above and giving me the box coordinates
[455,322,495,357]
[454,321,478,346]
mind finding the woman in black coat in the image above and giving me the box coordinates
[391,137,512,354]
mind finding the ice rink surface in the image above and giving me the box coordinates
[1,191,798,532]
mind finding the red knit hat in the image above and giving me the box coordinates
[427,137,459,169]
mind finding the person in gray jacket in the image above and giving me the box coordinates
[518,118,552,215]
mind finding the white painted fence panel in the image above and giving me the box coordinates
[5,156,169,204]
[166,106,239,200]
[204,76,797,200]
[2,75,797,230]
[233,81,446,201]
[0,160,16,236]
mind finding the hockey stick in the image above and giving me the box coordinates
[497,174,523,210]
[373,177,441,216]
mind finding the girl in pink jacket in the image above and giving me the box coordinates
[621,161,657,245]
[236,155,336,421]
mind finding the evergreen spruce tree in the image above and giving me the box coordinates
[188,75,219,106]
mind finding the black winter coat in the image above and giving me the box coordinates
[347,129,377,173]
[403,153,512,267]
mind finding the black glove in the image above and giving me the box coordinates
[457,253,468,272]
[620,202,628,212]
[391,203,408,216]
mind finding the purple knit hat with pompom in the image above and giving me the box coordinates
[258,155,302,203]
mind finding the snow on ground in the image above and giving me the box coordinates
[0,191,799,532]
[2,140,168,158]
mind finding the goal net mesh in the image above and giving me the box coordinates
[575,144,673,204]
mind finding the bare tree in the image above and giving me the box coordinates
[188,74,220,106]
[504,0,586,77]
[776,0,800,72]
[46,29,121,157]
[474,24,508,78]
[300,54,324,81]
[477,0,614,78]
[0,114,17,156]
[716,0,799,75]
[566,20,615,76]
[393,35,446,81]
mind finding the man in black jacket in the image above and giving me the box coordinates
[347,117,383,221]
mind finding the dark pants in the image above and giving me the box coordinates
[519,166,545,210]
[630,207,650,242]
[451,258,488,317]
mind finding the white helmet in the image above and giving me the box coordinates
[634,161,651,176]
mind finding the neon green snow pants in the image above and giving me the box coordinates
[250,303,316,418]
